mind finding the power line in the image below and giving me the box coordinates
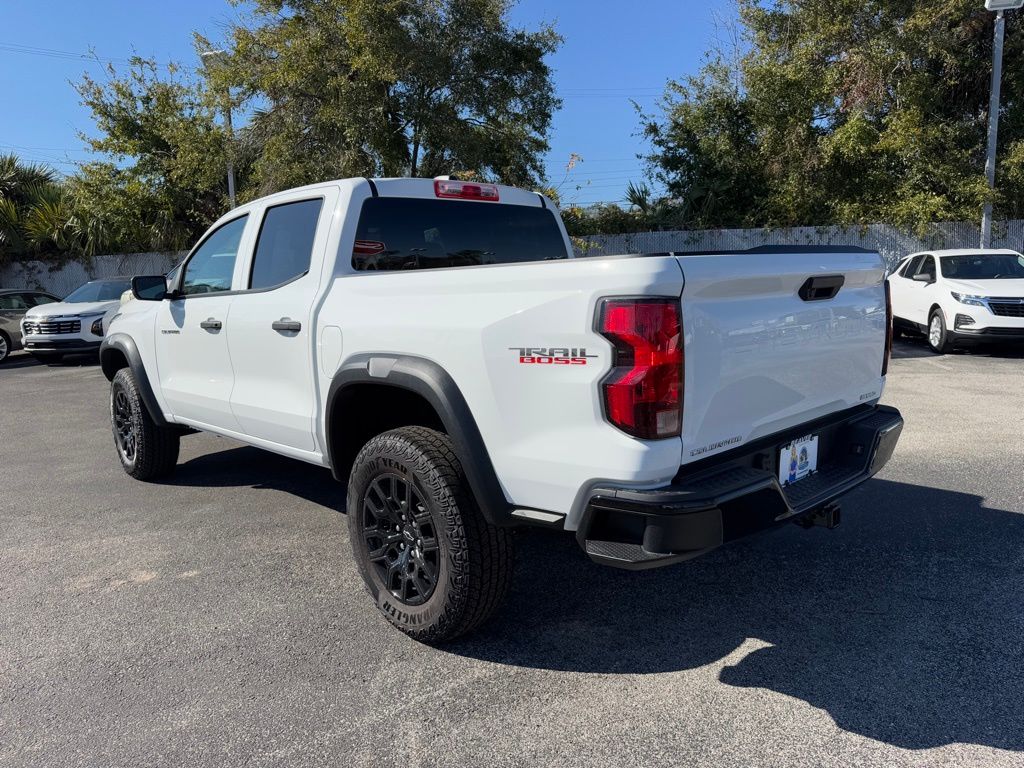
[0,42,133,65]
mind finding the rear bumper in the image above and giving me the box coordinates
[23,339,102,354]
[578,405,903,569]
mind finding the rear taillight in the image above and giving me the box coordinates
[597,298,683,440]
[434,179,500,201]
[882,279,893,376]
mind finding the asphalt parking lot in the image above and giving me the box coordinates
[2,339,1023,768]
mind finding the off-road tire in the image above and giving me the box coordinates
[347,426,513,643]
[927,308,954,354]
[111,367,180,480]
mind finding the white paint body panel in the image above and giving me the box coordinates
[107,178,890,532]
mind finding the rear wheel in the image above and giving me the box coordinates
[111,367,180,480]
[0,332,9,363]
[928,309,953,354]
[347,426,513,643]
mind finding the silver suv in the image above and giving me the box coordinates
[0,289,61,363]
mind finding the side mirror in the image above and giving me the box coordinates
[132,275,169,301]
[911,272,934,283]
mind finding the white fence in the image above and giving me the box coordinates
[3,219,1023,296]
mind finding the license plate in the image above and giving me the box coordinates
[779,434,819,486]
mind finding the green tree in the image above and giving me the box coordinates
[202,0,561,195]
[73,57,234,254]
[642,0,1024,231]
[0,154,71,263]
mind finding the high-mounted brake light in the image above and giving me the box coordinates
[597,298,683,440]
[434,180,500,201]
[353,239,386,256]
[882,279,893,376]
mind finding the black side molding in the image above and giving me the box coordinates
[99,334,168,427]
[325,354,512,526]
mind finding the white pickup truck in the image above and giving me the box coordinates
[101,177,903,642]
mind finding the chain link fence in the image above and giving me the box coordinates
[3,219,1023,296]
[0,252,185,298]
[575,220,1024,271]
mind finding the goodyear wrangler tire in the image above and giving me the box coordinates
[111,367,180,481]
[347,426,514,643]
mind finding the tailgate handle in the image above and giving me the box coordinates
[799,274,845,302]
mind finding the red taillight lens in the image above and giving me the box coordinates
[434,179,500,201]
[597,298,683,440]
[882,279,893,376]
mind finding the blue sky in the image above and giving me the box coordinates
[0,0,734,206]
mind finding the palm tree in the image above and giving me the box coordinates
[0,154,76,263]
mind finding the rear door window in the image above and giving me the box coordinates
[249,198,324,290]
[352,198,568,271]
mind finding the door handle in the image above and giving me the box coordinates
[272,318,302,333]
[200,318,222,331]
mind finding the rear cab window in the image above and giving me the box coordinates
[352,197,569,271]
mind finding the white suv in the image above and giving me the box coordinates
[20,277,131,363]
[889,248,1024,353]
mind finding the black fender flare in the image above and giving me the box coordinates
[326,354,512,526]
[100,333,168,427]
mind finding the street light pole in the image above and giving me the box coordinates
[980,0,1023,247]
[223,100,236,209]
[200,49,236,209]
[981,9,1006,248]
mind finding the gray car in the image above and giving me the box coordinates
[0,289,62,363]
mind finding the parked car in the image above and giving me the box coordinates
[889,248,1024,353]
[20,278,132,363]
[0,289,61,363]
[100,177,902,642]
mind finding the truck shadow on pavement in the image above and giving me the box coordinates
[168,445,344,511]
[454,479,1024,752]
[162,445,1023,751]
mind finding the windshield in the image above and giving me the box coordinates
[940,254,1024,280]
[63,279,131,303]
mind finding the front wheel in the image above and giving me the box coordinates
[347,426,514,643]
[111,367,180,480]
[928,309,954,354]
[0,332,10,363]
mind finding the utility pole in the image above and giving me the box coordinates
[200,49,236,209]
[980,1,1022,247]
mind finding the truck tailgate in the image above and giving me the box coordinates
[677,248,888,466]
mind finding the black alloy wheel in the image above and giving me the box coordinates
[112,387,137,463]
[360,473,440,606]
